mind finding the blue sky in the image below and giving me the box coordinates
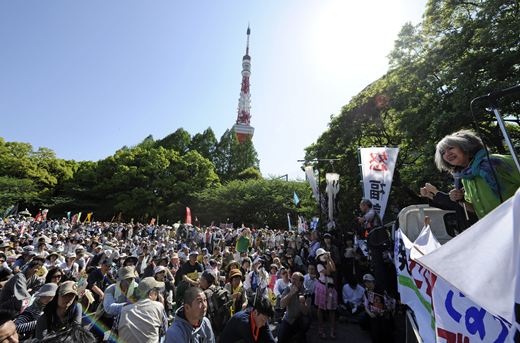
[0,0,427,180]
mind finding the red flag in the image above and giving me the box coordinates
[186,207,192,225]
[34,211,42,223]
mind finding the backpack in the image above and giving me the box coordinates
[205,286,232,334]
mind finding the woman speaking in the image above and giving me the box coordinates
[435,129,520,219]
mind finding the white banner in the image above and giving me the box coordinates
[359,147,399,219]
[431,275,510,343]
[395,228,437,343]
[417,189,520,325]
[304,166,320,203]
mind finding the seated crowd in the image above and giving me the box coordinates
[0,209,398,343]
[1,129,518,342]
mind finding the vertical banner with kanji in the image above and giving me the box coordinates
[394,229,437,343]
[359,147,399,219]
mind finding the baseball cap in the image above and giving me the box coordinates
[363,273,375,282]
[137,277,165,299]
[229,268,242,279]
[58,281,79,297]
[154,266,167,274]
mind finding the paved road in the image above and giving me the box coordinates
[307,320,372,343]
[270,319,372,343]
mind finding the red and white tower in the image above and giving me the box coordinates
[232,26,255,144]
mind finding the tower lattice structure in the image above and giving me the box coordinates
[232,26,255,143]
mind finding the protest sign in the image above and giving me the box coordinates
[395,228,437,343]
[431,275,510,343]
[359,147,399,219]
[418,189,520,325]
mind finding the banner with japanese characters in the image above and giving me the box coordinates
[431,275,510,343]
[417,189,519,327]
[417,189,520,342]
[359,147,399,219]
[395,228,437,343]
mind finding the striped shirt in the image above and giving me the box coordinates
[15,302,44,339]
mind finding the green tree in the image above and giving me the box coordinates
[189,127,218,161]
[192,178,315,228]
[237,167,262,180]
[0,176,39,213]
[156,128,192,154]
[214,129,260,182]
[0,138,76,212]
[137,134,155,148]
[66,145,219,221]
[305,0,520,229]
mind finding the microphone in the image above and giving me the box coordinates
[453,176,469,220]
[471,84,520,104]
[454,176,462,190]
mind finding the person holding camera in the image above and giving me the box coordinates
[277,272,311,343]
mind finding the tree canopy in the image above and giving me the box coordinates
[2,0,517,228]
[0,126,268,224]
[305,0,520,229]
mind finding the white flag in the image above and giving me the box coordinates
[359,147,399,219]
[304,166,320,203]
[418,188,520,326]
[410,224,441,261]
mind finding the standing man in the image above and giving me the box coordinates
[357,199,381,239]
[164,287,214,343]
[358,199,387,289]
[175,250,203,305]
[235,228,252,254]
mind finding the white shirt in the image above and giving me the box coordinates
[273,278,291,297]
[317,263,334,285]
[303,274,317,294]
[342,283,365,306]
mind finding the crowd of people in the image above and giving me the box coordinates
[0,203,397,343]
[0,129,519,343]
